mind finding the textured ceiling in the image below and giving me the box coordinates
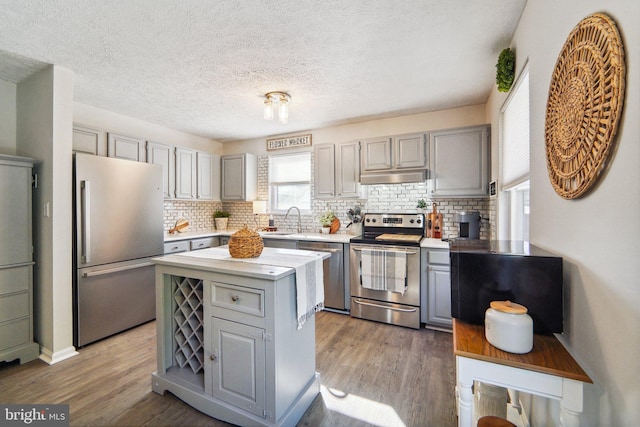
[0,1,526,142]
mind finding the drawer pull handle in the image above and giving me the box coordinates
[231,295,240,302]
[210,353,217,362]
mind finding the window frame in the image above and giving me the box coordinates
[268,152,312,214]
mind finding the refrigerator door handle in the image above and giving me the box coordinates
[81,180,91,263]
[82,261,154,278]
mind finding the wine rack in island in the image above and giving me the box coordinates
[172,276,204,374]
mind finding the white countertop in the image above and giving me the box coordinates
[164,228,353,244]
[153,246,329,280]
[165,228,451,248]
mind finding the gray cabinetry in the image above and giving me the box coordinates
[197,151,221,201]
[263,238,297,249]
[314,142,363,199]
[72,124,107,156]
[429,125,490,197]
[0,155,39,364]
[107,133,146,162]
[395,133,427,169]
[175,147,197,199]
[361,136,392,171]
[420,248,452,330]
[147,141,175,199]
[221,153,257,201]
[361,133,427,171]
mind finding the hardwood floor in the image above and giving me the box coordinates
[0,312,456,426]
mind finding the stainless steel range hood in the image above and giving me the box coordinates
[360,170,428,185]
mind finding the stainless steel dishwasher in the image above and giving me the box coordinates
[297,241,346,311]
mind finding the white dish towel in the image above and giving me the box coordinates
[361,249,407,294]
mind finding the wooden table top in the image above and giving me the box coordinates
[453,319,592,383]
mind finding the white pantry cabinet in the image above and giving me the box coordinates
[429,125,490,198]
[0,155,39,364]
[221,153,257,201]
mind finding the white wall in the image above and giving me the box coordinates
[17,65,77,364]
[0,79,16,154]
[223,104,487,156]
[487,1,639,425]
[74,103,223,154]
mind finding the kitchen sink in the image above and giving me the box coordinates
[260,231,293,236]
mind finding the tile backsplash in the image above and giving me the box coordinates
[164,153,493,239]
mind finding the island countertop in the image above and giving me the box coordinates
[153,246,329,280]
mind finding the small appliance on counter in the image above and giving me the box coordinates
[455,211,480,239]
[485,300,533,354]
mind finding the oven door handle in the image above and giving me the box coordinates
[353,299,418,313]
[352,248,417,255]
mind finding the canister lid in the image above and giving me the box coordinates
[490,300,528,314]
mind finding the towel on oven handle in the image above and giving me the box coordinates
[361,249,407,294]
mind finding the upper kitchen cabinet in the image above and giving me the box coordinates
[107,133,146,162]
[72,124,107,156]
[314,141,364,199]
[175,147,197,199]
[429,125,490,198]
[221,153,257,201]
[196,151,221,201]
[394,133,427,169]
[360,132,428,184]
[361,136,392,171]
[147,141,175,199]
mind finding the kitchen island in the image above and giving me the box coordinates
[151,247,327,427]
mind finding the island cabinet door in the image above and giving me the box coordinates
[209,317,267,418]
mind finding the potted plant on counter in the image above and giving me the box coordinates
[213,210,231,230]
[319,210,336,234]
[346,205,363,235]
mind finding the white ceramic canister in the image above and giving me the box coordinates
[484,300,533,354]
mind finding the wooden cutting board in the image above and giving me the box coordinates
[169,218,189,234]
[375,234,422,243]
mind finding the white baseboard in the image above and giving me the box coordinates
[39,346,79,365]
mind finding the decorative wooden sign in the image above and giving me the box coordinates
[544,13,626,199]
[266,134,312,151]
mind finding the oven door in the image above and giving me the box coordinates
[349,243,420,306]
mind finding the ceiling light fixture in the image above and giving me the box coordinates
[263,92,291,124]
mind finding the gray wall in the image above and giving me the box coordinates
[487,1,639,424]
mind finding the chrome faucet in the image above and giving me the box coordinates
[285,206,302,233]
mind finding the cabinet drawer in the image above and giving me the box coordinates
[211,282,264,318]
[0,317,30,350]
[0,292,30,323]
[427,250,450,265]
[190,237,219,251]
[0,265,31,295]
[164,241,189,254]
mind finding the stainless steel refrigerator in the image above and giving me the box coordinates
[73,153,163,347]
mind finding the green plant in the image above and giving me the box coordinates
[319,210,336,227]
[496,48,515,92]
[416,199,427,209]
[213,210,231,218]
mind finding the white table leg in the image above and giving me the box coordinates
[456,357,474,427]
[559,379,584,427]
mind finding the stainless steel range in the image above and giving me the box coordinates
[349,213,425,329]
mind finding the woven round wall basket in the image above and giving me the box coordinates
[544,13,626,199]
[228,225,264,258]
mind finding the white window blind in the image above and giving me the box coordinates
[500,66,530,190]
[269,152,311,212]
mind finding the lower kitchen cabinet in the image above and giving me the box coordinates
[421,248,452,330]
[209,316,267,417]
[152,261,319,426]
